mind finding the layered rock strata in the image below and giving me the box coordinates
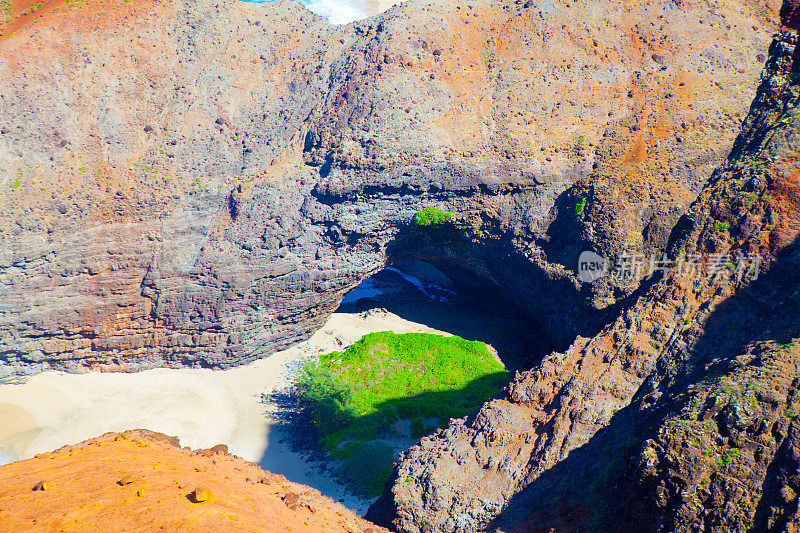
[0,0,777,371]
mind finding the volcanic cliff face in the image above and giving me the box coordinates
[0,0,778,372]
[0,429,389,532]
[2,0,799,530]
[367,17,800,533]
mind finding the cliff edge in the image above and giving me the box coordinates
[369,7,800,531]
[0,429,388,532]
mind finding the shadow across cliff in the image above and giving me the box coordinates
[486,237,800,532]
[332,372,511,498]
[338,220,614,371]
[260,372,511,501]
[336,263,542,372]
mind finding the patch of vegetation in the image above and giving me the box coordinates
[8,168,23,189]
[413,206,453,226]
[776,339,798,351]
[575,197,587,218]
[294,331,509,497]
[295,362,356,435]
[712,221,731,233]
[19,1,43,15]
[721,448,740,467]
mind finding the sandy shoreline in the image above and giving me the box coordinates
[0,310,449,513]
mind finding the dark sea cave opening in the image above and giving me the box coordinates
[336,257,553,373]
[267,224,567,506]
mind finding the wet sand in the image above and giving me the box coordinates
[0,403,38,464]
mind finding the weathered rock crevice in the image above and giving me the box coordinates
[367,24,800,533]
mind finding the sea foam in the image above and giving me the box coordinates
[245,0,373,24]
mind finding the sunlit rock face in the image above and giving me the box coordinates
[0,0,776,372]
[370,20,800,533]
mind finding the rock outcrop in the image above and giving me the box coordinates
[0,0,777,372]
[368,18,800,533]
[0,429,389,531]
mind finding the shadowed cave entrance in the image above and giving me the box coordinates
[262,223,561,504]
[337,258,548,373]
[337,219,560,372]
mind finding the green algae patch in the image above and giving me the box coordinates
[412,206,453,226]
[294,331,509,497]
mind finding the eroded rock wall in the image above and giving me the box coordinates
[369,24,800,533]
[0,0,775,373]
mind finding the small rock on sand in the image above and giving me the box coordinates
[117,474,136,486]
[191,487,210,503]
[283,492,300,509]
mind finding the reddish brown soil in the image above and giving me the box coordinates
[0,429,387,533]
[0,0,145,41]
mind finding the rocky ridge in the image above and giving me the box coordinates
[0,429,389,532]
[368,15,800,533]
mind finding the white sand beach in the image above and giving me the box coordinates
[0,310,449,513]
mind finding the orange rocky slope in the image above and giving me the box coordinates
[0,429,387,532]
